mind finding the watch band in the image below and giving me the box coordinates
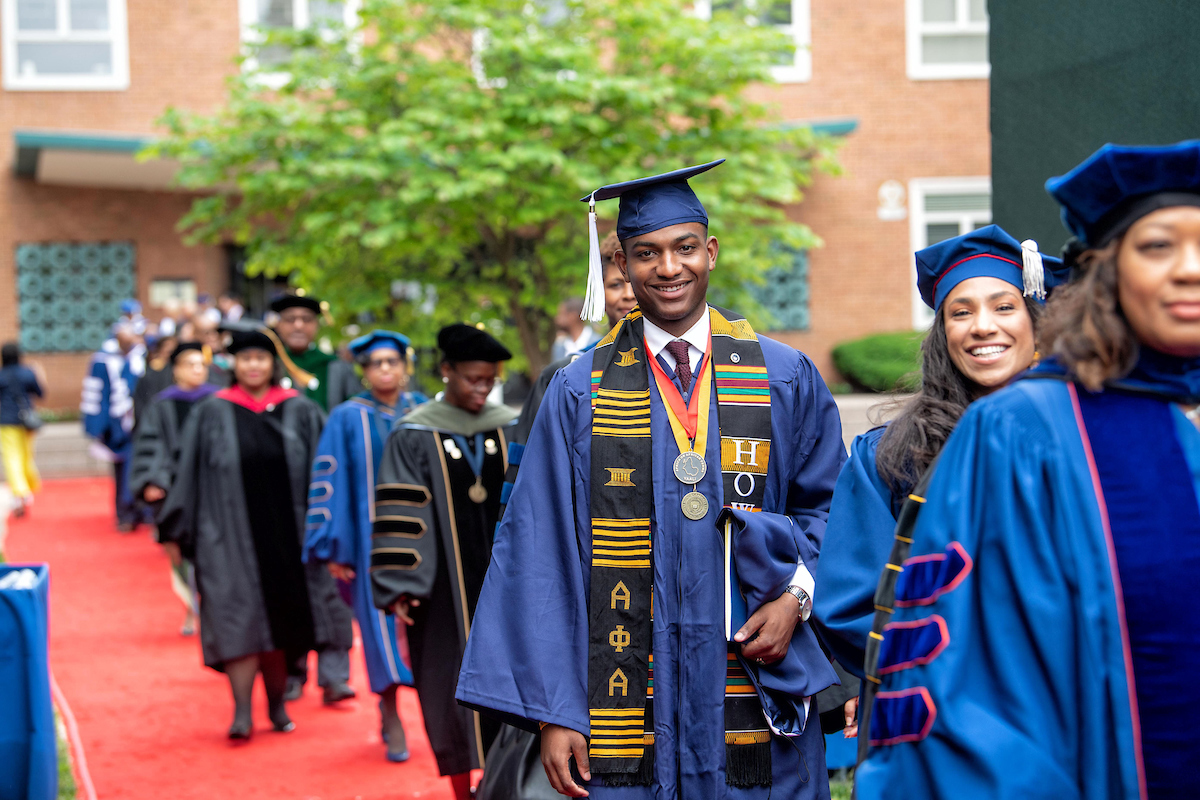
[785,584,812,622]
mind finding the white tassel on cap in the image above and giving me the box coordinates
[581,194,606,323]
[1021,239,1046,300]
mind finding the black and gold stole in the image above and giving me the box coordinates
[587,306,773,786]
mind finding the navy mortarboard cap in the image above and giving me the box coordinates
[349,330,412,359]
[1046,140,1200,248]
[437,323,512,364]
[916,224,1070,311]
[270,294,322,315]
[576,159,724,322]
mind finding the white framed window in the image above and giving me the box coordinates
[2,0,129,90]
[695,0,811,84]
[908,177,992,328]
[238,0,359,76]
[905,0,988,80]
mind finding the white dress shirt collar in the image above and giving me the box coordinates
[641,306,710,372]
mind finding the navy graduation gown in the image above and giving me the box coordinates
[812,425,895,679]
[457,335,846,799]
[304,392,424,694]
[855,378,1200,800]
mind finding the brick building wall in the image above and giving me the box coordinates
[758,0,989,378]
[0,0,241,408]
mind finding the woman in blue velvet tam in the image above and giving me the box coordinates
[813,225,1067,732]
[854,141,1200,800]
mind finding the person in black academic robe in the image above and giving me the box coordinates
[129,342,218,636]
[160,329,351,739]
[370,324,517,800]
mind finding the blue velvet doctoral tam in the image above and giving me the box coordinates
[458,335,847,799]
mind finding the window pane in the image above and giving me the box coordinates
[921,0,955,23]
[70,0,110,30]
[16,0,56,30]
[762,0,792,26]
[921,33,988,64]
[969,0,988,22]
[256,0,294,28]
[308,0,344,26]
[16,42,113,76]
[925,223,962,245]
[925,192,991,213]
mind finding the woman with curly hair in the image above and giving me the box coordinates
[813,225,1067,734]
[854,141,1200,800]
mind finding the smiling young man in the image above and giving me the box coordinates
[457,161,846,799]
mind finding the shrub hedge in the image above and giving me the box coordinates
[831,330,925,393]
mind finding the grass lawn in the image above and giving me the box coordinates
[55,711,77,800]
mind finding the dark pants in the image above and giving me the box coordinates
[114,459,155,527]
[289,646,351,687]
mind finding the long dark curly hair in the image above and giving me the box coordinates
[874,296,1043,497]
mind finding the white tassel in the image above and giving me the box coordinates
[1021,239,1046,300]
[581,194,606,323]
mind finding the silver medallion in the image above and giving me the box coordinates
[673,451,707,485]
[681,491,709,520]
[468,478,488,504]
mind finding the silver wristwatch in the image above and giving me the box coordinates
[785,585,812,622]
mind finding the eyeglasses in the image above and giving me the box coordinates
[367,357,403,369]
[279,312,317,325]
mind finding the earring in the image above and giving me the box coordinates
[442,376,450,384]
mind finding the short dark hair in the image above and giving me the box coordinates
[1,342,20,367]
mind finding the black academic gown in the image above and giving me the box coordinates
[129,390,214,505]
[160,393,353,670]
[370,400,516,776]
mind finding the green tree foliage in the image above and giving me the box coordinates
[150,0,839,373]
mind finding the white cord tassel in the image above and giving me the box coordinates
[1021,239,1046,300]
[581,194,606,323]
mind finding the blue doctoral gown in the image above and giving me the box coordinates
[457,336,847,799]
[304,391,425,694]
[812,426,895,679]
[855,378,1200,800]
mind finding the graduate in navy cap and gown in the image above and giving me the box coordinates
[456,160,846,799]
[370,323,517,800]
[159,327,351,739]
[813,227,1068,728]
[854,141,1200,799]
[304,330,426,763]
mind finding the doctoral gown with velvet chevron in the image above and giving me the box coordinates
[456,336,847,799]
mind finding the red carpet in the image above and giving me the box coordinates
[6,477,458,800]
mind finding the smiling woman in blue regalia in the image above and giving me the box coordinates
[854,141,1200,799]
[813,226,1068,730]
[303,330,426,763]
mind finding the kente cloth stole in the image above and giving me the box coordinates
[587,306,774,786]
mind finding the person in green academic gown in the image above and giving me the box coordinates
[370,323,517,800]
[270,293,359,702]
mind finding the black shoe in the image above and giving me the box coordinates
[283,677,304,702]
[228,719,253,740]
[322,682,357,704]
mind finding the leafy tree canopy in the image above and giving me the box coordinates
[150,0,840,374]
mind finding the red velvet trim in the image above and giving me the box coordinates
[216,384,298,413]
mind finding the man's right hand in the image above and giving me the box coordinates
[143,485,166,503]
[540,724,591,797]
[391,596,420,625]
